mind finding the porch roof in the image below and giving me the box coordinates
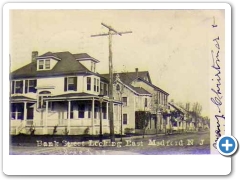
[45,92,97,100]
[44,92,121,104]
[11,96,36,102]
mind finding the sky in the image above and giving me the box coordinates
[9,9,225,117]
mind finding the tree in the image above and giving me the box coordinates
[191,102,202,130]
[151,92,164,135]
[135,111,151,138]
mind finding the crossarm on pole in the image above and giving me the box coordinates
[91,31,132,37]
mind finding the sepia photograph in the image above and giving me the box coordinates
[8,8,226,156]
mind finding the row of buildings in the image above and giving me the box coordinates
[10,51,205,135]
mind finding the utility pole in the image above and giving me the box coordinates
[91,23,132,142]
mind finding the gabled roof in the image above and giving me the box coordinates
[101,71,152,96]
[168,102,185,114]
[11,51,98,79]
[101,71,168,95]
[131,87,151,95]
[73,53,100,63]
[101,71,151,85]
[37,51,61,61]
[135,77,169,95]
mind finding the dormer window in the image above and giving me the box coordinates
[73,53,99,73]
[38,59,51,70]
[45,59,50,69]
[39,60,44,70]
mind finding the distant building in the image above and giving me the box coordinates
[101,68,169,134]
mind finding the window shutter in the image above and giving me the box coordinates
[11,81,15,94]
[74,77,77,91]
[34,80,37,93]
[25,80,29,93]
[64,77,67,91]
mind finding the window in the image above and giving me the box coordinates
[49,102,54,111]
[94,78,96,92]
[39,60,44,70]
[104,84,108,95]
[94,106,98,119]
[122,97,127,106]
[11,80,23,94]
[162,94,165,106]
[38,59,51,70]
[165,95,168,106]
[64,77,77,91]
[163,95,166,106]
[11,104,23,120]
[37,91,52,109]
[78,104,85,118]
[45,59,50,69]
[145,98,148,107]
[87,77,91,91]
[100,82,104,95]
[158,92,161,104]
[103,106,107,119]
[123,114,128,124]
[25,79,37,93]
[15,81,23,94]
[38,96,53,109]
[38,96,43,109]
[88,105,91,118]
[97,79,99,92]
[93,63,96,72]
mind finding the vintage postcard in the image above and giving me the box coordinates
[3,3,232,175]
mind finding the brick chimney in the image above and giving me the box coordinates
[135,68,139,77]
[32,51,38,62]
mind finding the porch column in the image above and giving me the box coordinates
[106,102,109,120]
[67,100,71,134]
[91,98,95,135]
[44,101,48,134]
[112,103,115,127]
[177,119,179,131]
[23,102,27,127]
[167,116,170,133]
[117,104,120,133]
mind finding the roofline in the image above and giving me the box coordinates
[37,56,61,61]
[115,79,152,97]
[168,102,185,114]
[10,71,95,80]
[45,95,97,100]
[136,77,169,95]
[45,95,122,104]
[76,57,100,63]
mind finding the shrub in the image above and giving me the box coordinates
[29,125,35,136]
[124,128,134,134]
[63,127,69,135]
[53,125,58,135]
[84,127,90,135]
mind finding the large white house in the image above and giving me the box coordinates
[10,51,170,135]
[10,51,124,135]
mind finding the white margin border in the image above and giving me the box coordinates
[2,3,232,175]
